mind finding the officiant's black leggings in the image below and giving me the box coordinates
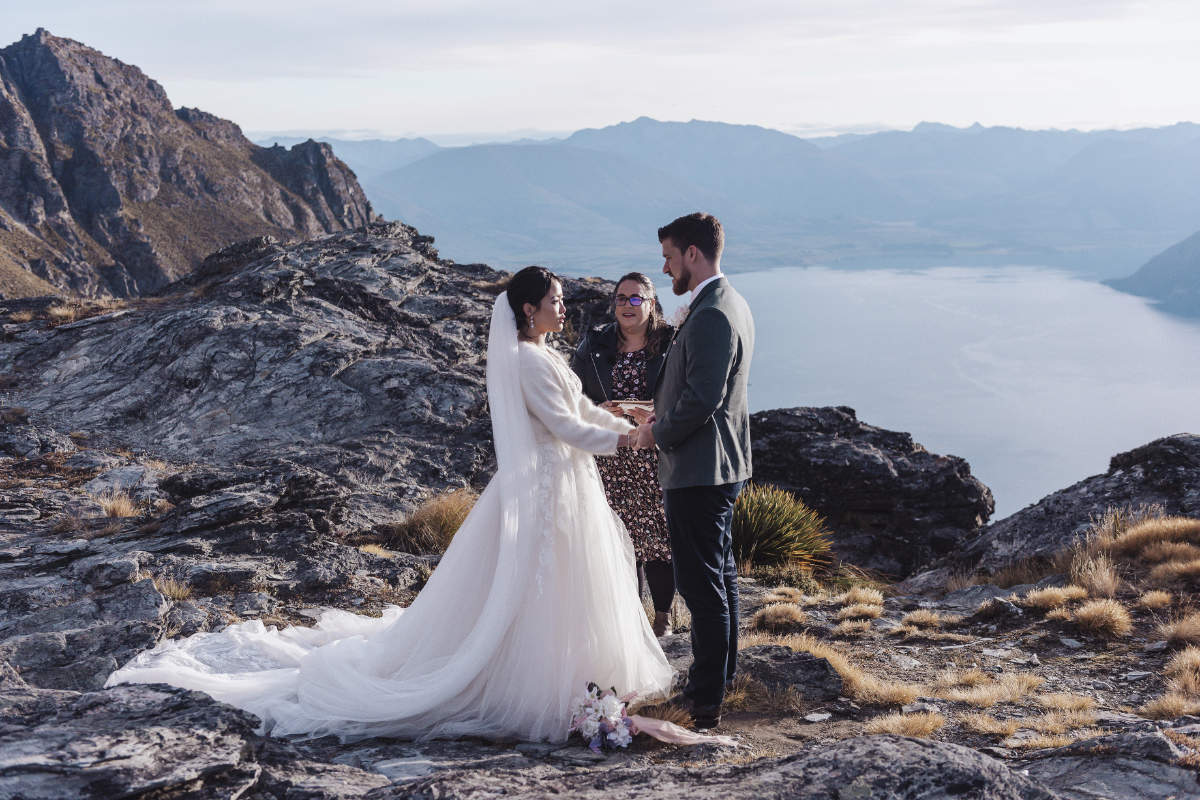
[664,480,743,710]
[639,560,676,613]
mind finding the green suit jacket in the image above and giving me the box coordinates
[652,276,755,491]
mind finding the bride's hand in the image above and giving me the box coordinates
[599,401,626,418]
[626,407,654,425]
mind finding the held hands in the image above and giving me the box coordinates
[632,422,655,450]
[626,407,654,425]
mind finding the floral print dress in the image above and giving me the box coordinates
[596,349,672,563]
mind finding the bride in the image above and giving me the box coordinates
[107,266,676,742]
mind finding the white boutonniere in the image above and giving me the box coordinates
[669,306,690,327]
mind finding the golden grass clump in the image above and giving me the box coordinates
[1149,559,1200,585]
[629,701,693,728]
[378,488,477,554]
[832,619,872,637]
[1107,515,1200,558]
[1158,613,1200,647]
[1018,585,1089,610]
[750,602,808,633]
[937,672,1044,708]
[731,483,833,570]
[1045,606,1073,622]
[1140,541,1200,564]
[959,712,1019,736]
[1036,693,1097,712]
[153,576,192,601]
[900,609,960,629]
[8,309,34,323]
[1136,589,1173,609]
[97,490,139,518]
[765,586,806,604]
[1070,552,1120,598]
[1031,710,1097,734]
[837,603,883,621]
[1139,692,1200,720]
[932,668,991,691]
[865,711,945,737]
[840,586,885,606]
[1071,599,1133,637]
[1165,647,1200,696]
[771,632,923,705]
[46,304,79,326]
[738,631,786,649]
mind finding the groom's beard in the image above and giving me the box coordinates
[671,265,691,296]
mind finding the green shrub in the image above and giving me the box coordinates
[732,483,833,571]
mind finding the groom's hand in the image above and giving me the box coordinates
[633,422,655,450]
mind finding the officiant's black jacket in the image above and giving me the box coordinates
[570,323,672,405]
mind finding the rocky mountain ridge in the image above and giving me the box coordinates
[0,29,375,299]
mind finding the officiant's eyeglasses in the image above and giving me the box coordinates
[615,295,645,306]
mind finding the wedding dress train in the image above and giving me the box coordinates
[106,295,675,743]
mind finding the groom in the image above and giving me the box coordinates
[633,212,754,729]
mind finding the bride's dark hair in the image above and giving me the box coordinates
[506,266,559,332]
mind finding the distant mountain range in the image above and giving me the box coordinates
[268,118,1200,280]
[1108,230,1200,316]
[0,30,374,298]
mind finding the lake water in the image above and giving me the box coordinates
[650,266,1200,519]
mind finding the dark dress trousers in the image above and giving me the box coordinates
[651,276,755,710]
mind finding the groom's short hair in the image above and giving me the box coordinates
[658,213,724,264]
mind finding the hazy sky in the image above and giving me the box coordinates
[4,1,1198,142]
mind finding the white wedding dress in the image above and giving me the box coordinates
[106,294,675,742]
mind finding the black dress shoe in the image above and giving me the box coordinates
[691,704,721,730]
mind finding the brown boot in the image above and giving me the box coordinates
[653,611,672,637]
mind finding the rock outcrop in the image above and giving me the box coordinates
[0,222,615,526]
[0,29,375,298]
[958,434,1200,573]
[750,406,995,575]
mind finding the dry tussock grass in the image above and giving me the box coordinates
[1140,541,1200,563]
[1106,515,1200,558]
[738,631,785,649]
[832,619,872,637]
[751,602,808,632]
[932,668,991,691]
[1159,613,1200,647]
[8,309,34,323]
[153,576,192,601]
[379,488,478,554]
[900,609,960,629]
[1036,693,1097,712]
[1136,590,1173,609]
[1165,647,1200,696]
[1072,599,1133,637]
[1019,585,1088,610]
[959,712,1019,736]
[839,586,884,606]
[46,304,79,326]
[1149,559,1200,585]
[1163,730,1200,768]
[1139,692,1200,719]
[937,673,1044,707]
[97,490,139,518]
[836,603,883,621]
[773,633,924,705]
[865,711,945,737]
[1070,552,1121,598]
[1045,606,1073,622]
[1031,710,1097,733]
[629,701,693,727]
[51,514,84,534]
[766,586,806,603]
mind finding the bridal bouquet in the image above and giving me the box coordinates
[568,682,636,751]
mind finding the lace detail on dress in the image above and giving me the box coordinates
[532,442,562,599]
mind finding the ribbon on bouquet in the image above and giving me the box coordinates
[628,714,738,747]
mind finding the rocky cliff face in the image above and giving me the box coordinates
[0,29,374,299]
[751,407,995,576]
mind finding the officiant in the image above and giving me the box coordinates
[571,272,676,637]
